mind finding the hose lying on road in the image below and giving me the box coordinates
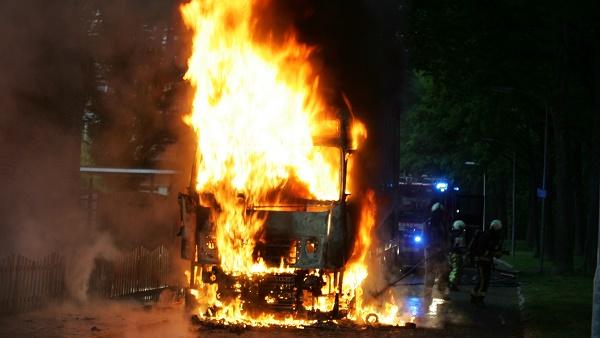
[370,252,441,298]
[371,252,520,297]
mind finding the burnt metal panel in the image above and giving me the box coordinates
[195,203,350,270]
[324,204,347,269]
[262,210,329,269]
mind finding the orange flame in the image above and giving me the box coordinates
[343,190,376,314]
[350,120,367,150]
[349,190,376,267]
[181,0,340,273]
[343,191,407,325]
[180,0,410,327]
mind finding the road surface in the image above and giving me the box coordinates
[0,267,522,338]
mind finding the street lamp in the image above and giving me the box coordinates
[465,161,486,230]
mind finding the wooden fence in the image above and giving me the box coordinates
[89,245,170,300]
[0,253,65,316]
[0,245,170,316]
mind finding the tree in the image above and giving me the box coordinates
[83,0,187,170]
[403,0,600,273]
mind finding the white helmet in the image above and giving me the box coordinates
[431,202,444,212]
[452,220,466,230]
[490,219,503,230]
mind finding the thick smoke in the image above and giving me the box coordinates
[280,0,408,188]
[0,0,407,304]
[0,0,98,302]
[0,0,190,302]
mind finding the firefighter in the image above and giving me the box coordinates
[448,219,467,291]
[470,219,505,305]
[423,202,450,303]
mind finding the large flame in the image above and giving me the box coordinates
[181,0,340,273]
[343,190,406,325]
[343,192,381,318]
[180,0,410,327]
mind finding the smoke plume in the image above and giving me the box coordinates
[0,0,188,302]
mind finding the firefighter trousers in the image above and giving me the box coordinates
[424,249,449,301]
[472,259,492,300]
[448,252,463,286]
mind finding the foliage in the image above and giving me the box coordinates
[400,71,490,179]
[81,1,187,169]
[403,0,600,273]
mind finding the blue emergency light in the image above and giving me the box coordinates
[414,235,422,243]
[435,181,448,192]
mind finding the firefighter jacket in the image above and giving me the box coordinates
[450,229,467,254]
[423,209,449,254]
[470,229,503,262]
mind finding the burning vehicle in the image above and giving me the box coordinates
[178,110,362,322]
[173,0,411,327]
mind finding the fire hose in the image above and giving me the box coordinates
[370,251,517,298]
[370,251,443,298]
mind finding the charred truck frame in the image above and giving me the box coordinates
[178,110,358,320]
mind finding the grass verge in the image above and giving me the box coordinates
[504,242,593,338]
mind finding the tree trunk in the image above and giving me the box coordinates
[573,143,586,256]
[586,179,599,273]
[546,160,555,262]
[551,24,574,274]
[527,171,540,253]
[497,177,508,241]
[551,104,574,274]
[586,27,600,273]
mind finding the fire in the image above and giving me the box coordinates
[181,0,340,274]
[350,120,367,151]
[180,0,410,328]
[343,190,375,299]
[339,191,408,326]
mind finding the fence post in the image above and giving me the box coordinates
[24,258,30,311]
[0,255,11,315]
[42,254,49,303]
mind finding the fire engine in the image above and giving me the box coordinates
[378,177,454,272]
[379,175,485,274]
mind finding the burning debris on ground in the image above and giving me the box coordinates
[189,313,418,333]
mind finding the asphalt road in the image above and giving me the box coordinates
[0,268,522,338]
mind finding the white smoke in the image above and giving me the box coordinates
[65,232,121,303]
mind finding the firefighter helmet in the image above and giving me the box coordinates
[431,202,444,212]
[452,220,466,230]
[490,219,503,230]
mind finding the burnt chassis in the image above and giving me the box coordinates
[178,112,357,320]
